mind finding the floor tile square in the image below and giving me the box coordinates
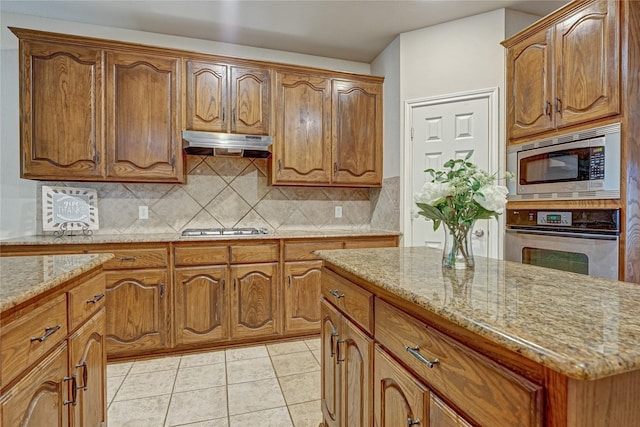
[107,361,133,377]
[165,386,228,426]
[180,350,225,368]
[107,395,170,427]
[226,356,275,384]
[174,363,227,392]
[311,349,321,364]
[229,406,293,427]
[168,419,229,427]
[288,400,323,427]
[267,340,309,356]
[227,377,286,415]
[225,345,269,362]
[107,375,125,406]
[278,371,321,405]
[129,356,181,374]
[304,338,321,351]
[271,351,320,377]
[114,370,176,401]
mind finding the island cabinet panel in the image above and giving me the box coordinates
[504,0,620,142]
[69,309,106,427]
[321,269,373,334]
[174,266,229,345]
[105,51,183,182]
[272,72,332,185]
[375,298,544,427]
[320,300,373,427]
[1,343,70,427]
[104,269,169,356]
[230,263,279,339]
[18,40,103,180]
[331,79,382,186]
[68,273,106,330]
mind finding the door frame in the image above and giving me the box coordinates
[402,87,503,258]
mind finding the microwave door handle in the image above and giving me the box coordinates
[505,228,618,241]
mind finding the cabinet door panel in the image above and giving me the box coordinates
[332,79,382,186]
[284,261,322,334]
[340,317,373,427]
[430,394,473,427]
[106,51,182,182]
[69,309,106,427]
[273,72,332,184]
[186,61,228,132]
[104,270,168,356]
[507,27,554,140]
[231,66,270,135]
[175,266,229,345]
[374,346,429,427]
[555,0,619,127]
[321,301,341,427]
[1,343,69,427]
[230,263,278,339]
[21,41,103,179]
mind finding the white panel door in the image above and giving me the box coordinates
[408,90,498,258]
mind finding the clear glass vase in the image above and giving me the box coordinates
[442,222,475,270]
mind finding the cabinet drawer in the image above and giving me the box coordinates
[322,269,373,334]
[1,294,68,387]
[284,241,343,261]
[375,299,543,427]
[343,236,397,249]
[174,245,228,266]
[68,273,106,330]
[230,243,278,263]
[93,248,168,270]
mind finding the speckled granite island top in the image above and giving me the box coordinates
[0,253,114,312]
[316,246,640,381]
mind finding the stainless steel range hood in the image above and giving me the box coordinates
[182,130,272,158]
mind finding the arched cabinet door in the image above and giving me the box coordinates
[283,260,323,334]
[104,270,168,357]
[230,263,278,339]
[175,266,229,345]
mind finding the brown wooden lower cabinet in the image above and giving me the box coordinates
[230,263,279,339]
[320,300,373,427]
[284,260,323,334]
[174,266,229,345]
[104,269,169,357]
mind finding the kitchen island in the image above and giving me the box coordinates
[1,253,113,427]
[317,246,640,427]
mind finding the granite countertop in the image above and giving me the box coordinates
[316,246,640,381]
[0,253,114,312]
[0,229,399,246]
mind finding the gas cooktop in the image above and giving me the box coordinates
[180,227,269,237]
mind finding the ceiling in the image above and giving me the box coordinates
[0,0,570,62]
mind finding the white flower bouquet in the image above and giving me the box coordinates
[414,152,510,268]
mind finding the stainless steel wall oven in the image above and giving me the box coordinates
[504,209,620,280]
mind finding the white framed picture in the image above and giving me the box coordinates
[42,186,99,232]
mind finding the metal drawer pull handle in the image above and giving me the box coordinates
[329,289,345,299]
[407,418,421,426]
[86,293,105,304]
[404,345,439,368]
[31,325,61,342]
[75,361,88,391]
[64,374,78,405]
[330,331,339,357]
[336,339,346,363]
[120,256,137,261]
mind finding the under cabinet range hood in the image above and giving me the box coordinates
[182,131,272,158]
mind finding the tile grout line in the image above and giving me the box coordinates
[162,356,181,427]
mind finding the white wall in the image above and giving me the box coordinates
[0,12,370,239]
[371,36,401,179]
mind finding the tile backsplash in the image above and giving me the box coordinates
[37,156,400,235]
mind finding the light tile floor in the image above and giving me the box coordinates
[107,338,323,427]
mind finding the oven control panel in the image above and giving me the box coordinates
[537,211,571,226]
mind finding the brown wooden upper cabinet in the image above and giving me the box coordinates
[185,60,271,135]
[18,39,104,180]
[12,28,184,183]
[271,73,383,187]
[105,51,183,182]
[504,0,619,142]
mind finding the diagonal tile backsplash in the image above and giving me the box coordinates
[36,156,400,235]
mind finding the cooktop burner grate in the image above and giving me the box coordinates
[180,227,269,237]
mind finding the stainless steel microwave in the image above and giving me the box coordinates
[507,123,621,200]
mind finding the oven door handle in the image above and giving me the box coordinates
[505,228,618,241]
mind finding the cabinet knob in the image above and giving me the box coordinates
[407,418,421,426]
